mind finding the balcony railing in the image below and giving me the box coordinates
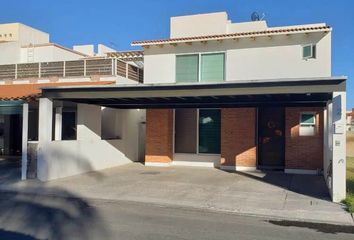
[0,58,143,83]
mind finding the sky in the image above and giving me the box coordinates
[0,0,353,109]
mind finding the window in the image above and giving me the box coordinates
[303,44,316,59]
[174,109,221,154]
[198,109,221,154]
[176,53,225,83]
[200,53,225,82]
[101,107,124,140]
[176,55,199,83]
[299,113,316,136]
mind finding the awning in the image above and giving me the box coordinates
[41,76,346,109]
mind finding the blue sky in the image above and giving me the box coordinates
[0,0,353,109]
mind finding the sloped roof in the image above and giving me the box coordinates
[0,81,115,101]
[132,25,331,46]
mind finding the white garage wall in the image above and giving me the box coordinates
[37,103,145,181]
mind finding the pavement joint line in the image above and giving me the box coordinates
[0,188,352,227]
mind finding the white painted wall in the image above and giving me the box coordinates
[143,31,331,83]
[37,102,145,181]
[73,45,95,56]
[20,45,84,63]
[0,41,21,64]
[170,12,228,38]
[0,23,49,45]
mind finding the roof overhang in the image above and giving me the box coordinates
[41,76,346,109]
[131,26,331,47]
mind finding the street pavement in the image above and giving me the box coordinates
[0,192,353,240]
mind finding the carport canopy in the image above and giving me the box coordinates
[41,76,346,108]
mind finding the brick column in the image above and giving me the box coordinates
[220,108,256,171]
[145,109,173,165]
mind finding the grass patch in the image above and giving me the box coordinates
[344,157,354,213]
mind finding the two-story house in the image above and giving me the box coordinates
[19,12,347,202]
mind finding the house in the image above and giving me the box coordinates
[347,109,354,131]
[0,12,347,203]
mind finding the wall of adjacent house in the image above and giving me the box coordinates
[37,103,145,181]
[20,45,84,63]
[0,41,21,64]
[143,31,331,84]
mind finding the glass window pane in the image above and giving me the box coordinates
[176,55,199,83]
[303,45,312,58]
[198,109,221,154]
[200,53,224,82]
[175,109,197,153]
[300,113,315,125]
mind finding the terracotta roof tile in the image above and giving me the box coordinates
[132,25,331,46]
[0,81,115,101]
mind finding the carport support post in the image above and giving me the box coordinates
[21,102,28,180]
[37,98,53,181]
[331,91,346,202]
[54,106,62,141]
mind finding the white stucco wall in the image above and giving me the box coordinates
[0,41,21,64]
[143,31,331,83]
[37,102,145,181]
[20,45,84,63]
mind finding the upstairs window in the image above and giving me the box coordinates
[176,53,225,83]
[303,44,316,59]
[176,55,199,83]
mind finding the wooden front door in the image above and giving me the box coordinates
[258,107,285,169]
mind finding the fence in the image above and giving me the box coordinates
[0,58,143,83]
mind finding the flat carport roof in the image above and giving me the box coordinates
[41,76,346,109]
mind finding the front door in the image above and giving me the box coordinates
[258,107,285,169]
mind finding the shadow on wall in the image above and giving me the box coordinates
[0,188,109,240]
[38,144,105,181]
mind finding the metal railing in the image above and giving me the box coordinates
[0,58,143,83]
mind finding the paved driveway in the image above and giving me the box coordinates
[1,163,353,225]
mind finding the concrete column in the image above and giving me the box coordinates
[55,107,62,141]
[21,103,28,180]
[37,98,53,181]
[331,91,346,202]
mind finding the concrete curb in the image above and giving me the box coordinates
[0,188,353,227]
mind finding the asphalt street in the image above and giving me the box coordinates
[0,192,352,240]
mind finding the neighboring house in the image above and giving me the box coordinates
[0,12,347,203]
[347,109,354,131]
[0,23,145,178]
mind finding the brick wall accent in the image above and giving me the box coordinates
[285,107,324,170]
[145,109,173,163]
[220,108,257,167]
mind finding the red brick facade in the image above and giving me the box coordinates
[285,107,324,170]
[220,108,257,167]
[145,109,173,163]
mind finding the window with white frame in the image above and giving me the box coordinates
[299,112,316,136]
[176,53,225,83]
[303,44,316,59]
[174,109,221,154]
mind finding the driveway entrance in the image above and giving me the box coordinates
[3,163,352,225]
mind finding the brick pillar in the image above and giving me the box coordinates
[220,108,256,170]
[145,109,173,165]
[285,107,324,171]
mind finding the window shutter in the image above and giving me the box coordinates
[176,55,199,83]
[200,53,224,82]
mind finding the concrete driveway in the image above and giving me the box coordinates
[1,163,353,225]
